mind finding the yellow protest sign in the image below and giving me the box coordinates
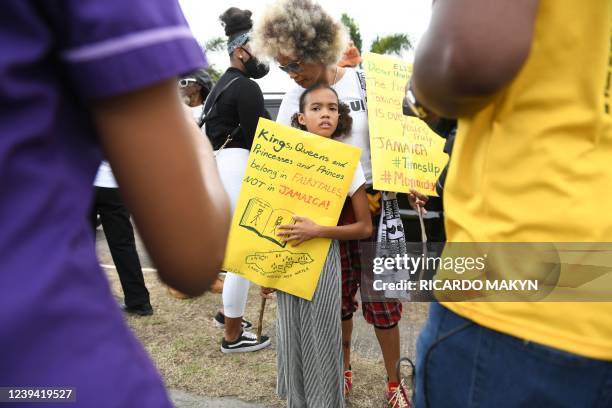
[223,118,361,300]
[363,52,448,195]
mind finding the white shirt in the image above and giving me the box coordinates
[349,163,366,197]
[94,161,118,188]
[190,105,203,123]
[276,68,372,185]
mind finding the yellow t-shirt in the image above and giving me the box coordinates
[443,0,612,360]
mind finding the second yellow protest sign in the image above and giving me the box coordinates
[223,118,361,300]
[364,52,448,195]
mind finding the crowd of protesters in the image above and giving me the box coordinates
[2,0,611,407]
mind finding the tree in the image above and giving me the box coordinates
[204,36,226,53]
[201,36,226,83]
[340,14,363,54]
[370,34,414,56]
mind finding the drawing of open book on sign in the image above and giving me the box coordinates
[239,198,295,247]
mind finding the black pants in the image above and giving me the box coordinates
[91,187,150,308]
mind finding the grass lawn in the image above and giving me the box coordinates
[107,271,428,407]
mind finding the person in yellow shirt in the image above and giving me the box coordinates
[411,0,612,406]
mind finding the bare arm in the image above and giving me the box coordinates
[412,0,540,117]
[277,186,373,246]
[93,79,231,296]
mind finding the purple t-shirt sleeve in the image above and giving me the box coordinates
[44,0,206,99]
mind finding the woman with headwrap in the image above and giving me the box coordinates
[205,7,271,354]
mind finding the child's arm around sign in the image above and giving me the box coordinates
[278,174,372,246]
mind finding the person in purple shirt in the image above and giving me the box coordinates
[0,1,231,407]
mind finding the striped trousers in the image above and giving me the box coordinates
[276,241,344,408]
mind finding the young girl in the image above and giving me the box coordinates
[262,83,373,407]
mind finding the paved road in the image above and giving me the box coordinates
[169,389,270,408]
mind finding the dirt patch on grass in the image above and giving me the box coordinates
[107,271,428,407]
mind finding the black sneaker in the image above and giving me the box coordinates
[213,311,252,330]
[220,331,271,353]
[122,304,154,317]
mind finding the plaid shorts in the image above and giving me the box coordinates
[340,239,402,328]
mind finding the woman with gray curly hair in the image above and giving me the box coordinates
[254,1,409,407]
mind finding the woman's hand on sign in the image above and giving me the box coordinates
[408,189,429,214]
[261,287,276,299]
[277,215,320,247]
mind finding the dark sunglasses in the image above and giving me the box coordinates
[278,60,303,73]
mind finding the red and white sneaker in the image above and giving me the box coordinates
[344,367,353,397]
[386,379,411,408]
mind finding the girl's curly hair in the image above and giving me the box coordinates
[290,84,352,139]
[252,0,348,65]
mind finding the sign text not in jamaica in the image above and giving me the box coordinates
[223,117,361,300]
[364,52,448,195]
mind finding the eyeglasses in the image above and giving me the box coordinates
[178,78,197,88]
[278,60,302,73]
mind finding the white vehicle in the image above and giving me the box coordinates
[263,92,284,120]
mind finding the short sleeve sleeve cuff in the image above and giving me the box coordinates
[348,163,366,197]
[61,26,206,99]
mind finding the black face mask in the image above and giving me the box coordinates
[241,49,270,79]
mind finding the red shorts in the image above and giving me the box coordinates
[340,239,402,328]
